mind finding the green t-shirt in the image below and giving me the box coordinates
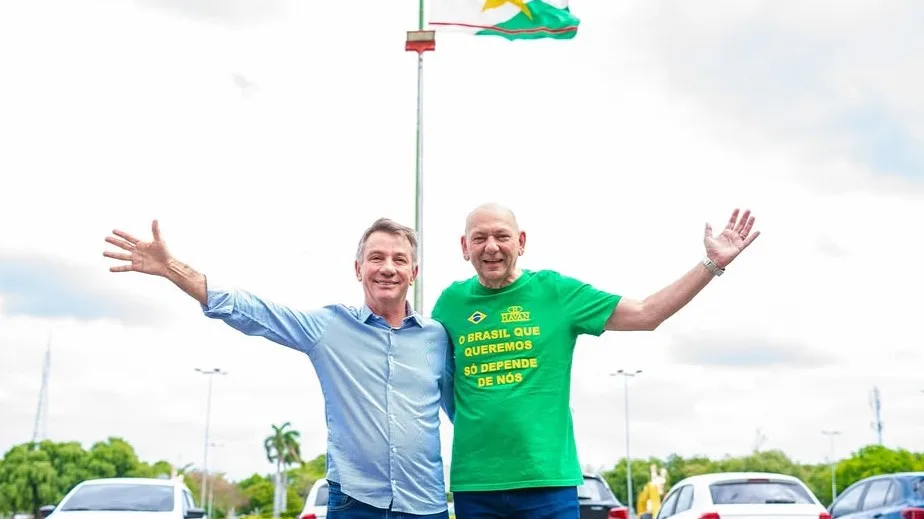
[431,269,621,492]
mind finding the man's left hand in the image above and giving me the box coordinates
[704,208,760,269]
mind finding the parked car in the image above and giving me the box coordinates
[47,477,204,519]
[655,472,828,519]
[298,479,330,519]
[828,471,924,519]
[579,473,629,519]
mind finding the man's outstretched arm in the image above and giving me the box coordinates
[104,219,330,354]
[605,208,761,332]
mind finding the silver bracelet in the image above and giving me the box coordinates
[702,256,725,276]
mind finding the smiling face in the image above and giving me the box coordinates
[355,229,418,313]
[461,203,526,288]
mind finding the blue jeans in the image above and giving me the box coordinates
[453,486,578,519]
[326,481,450,519]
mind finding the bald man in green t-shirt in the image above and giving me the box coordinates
[431,203,760,519]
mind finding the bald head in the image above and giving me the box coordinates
[461,202,526,288]
[465,202,520,235]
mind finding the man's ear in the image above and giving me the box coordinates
[461,235,470,261]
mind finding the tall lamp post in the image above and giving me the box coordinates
[611,369,642,517]
[822,430,841,502]
[196,368,227,507]
[206,442,224,519]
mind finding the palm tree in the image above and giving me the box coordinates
[264,422,303,518]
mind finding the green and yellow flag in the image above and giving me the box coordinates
[428,0,580,40]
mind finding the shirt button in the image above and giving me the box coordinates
[392,446,397,452]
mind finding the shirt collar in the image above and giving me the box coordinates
[361,301,423,328]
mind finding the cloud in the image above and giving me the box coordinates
[0,252,178,326]
[667,332,836,369]
[835,102,923,180]
[622,0,924,190]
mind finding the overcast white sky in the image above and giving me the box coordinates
[2,0,923,488]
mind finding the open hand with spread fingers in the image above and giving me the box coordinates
[103,220,172,277]
[704,208,760,269]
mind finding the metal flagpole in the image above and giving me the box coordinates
[406,0,435,313]
[413,34,424,314]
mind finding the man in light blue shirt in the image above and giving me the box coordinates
[104,217,454,519]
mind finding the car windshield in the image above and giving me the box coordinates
[578,478,613,501]
[709,480,814,505]
[60,483,175,512]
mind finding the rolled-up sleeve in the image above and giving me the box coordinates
[201,281,333,355]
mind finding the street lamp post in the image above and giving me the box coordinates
[196,368,227,507]
[822,430,841,502]
[611,370,642,518]
[206,443,224,519]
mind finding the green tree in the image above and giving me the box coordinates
[0,444,59,518]
[837,445,924,494]
[662,453,717,485]
[182,470,248,519]
[288,454,326,502]
[264,423,303,519]
[85,437,145,478]
[238,474,275,516]
[602,457,663,507]
[801,463,835,506]
[39,440,93,499]
[0,438,175,516]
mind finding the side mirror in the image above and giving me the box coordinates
[185,508,206,519]
[39,505,56,518]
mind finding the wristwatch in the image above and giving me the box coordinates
[702,256,725,276]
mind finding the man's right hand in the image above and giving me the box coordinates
[104,220,171,277]
[104,220,208,305]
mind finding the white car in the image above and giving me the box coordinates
[298,479,329,519]
[656,472,829,519]
[49,477,205,519]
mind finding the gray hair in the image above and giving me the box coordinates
[355,217,419,264]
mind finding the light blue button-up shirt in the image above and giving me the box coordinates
[200,285,455,514]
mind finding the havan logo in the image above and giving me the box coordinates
[500,305,530,323]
